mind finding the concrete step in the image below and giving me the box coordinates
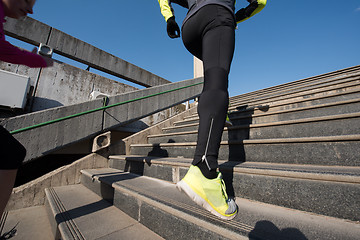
[231,88,360,113]
[129,135,360,166]
[230,87,360,119]
[45,184,164,240]
[108,156,360,222]
[0,206,53,240]
[230,80,360,114]
[81,168,360,240]
[175,97,360,129]
[160,112,360,140]
[229,70,360,107]
[229,65,360,104]
[229,98,360,125]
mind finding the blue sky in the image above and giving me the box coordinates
[9,1,360,97]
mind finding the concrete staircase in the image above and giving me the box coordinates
[5,66,359,239]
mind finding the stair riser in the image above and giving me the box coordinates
[80,174,114,204]
[110,159,175,182]
[159,117,360,140]
[163,125,198,134]
[174,118,198,127]
[131,141,360,166]
[109,159,360,221]
[227,172,360,222]
[149,134,199,144]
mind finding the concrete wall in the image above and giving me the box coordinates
[0,59,189,133]
[6,151,109,211]
[0,60,138,112]
[3,16,170,88]
[1,77,203,162]
[1,15,181,129]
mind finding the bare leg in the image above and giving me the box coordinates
[0,169,17,217]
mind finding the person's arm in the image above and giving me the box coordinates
[157,0,181,38]
[235,0,267,24]
[0,39,48,68]
[158,0,174,22]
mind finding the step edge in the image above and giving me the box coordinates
[45,187,86,240]
[108,157,360,184]
[133,134,360,147]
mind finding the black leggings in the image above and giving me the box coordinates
[182,4,236,170]
[0,125,26,169]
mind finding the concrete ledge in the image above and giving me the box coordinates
[4,16,170,87]
[5,152,109,211]
[1,77,203,162]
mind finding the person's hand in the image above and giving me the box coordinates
[236,1,259,22]
[235,8,247,23]
[167,16,180,38]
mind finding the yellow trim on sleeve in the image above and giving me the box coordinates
[158,0,174,22]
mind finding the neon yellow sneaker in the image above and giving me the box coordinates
[225,114,233,127]
[176,165,238,220]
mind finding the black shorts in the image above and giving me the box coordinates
[0,125,26,169]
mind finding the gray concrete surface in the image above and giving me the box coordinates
[109,155,360,222]
[121,103,198,155]
[1,77,203,162]
[46,184,164,240]
[82,168,360,240]
[2,206,53,240]
[6,152,108,211]
[4,16,170,88]
[229,65,360,104]
[0,60,139,112]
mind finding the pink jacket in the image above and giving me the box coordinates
[0,2,46,67]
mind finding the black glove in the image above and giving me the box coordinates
[235,1,259,22]
[235,8,247,22]
[167,16,180,38]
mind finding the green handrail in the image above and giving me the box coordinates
[10,82,203,135]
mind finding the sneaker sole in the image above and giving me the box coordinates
[176,180,237,221]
